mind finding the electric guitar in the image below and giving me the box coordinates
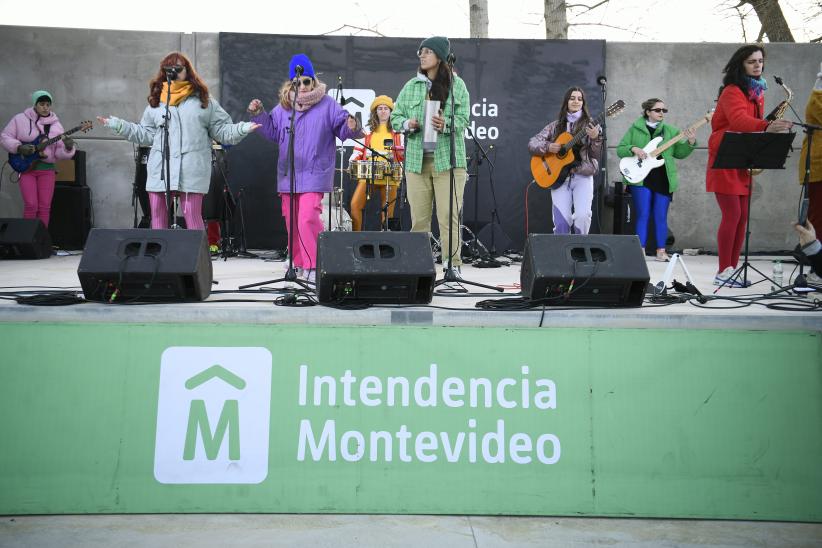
[619,111,713,184]
[530,100,625,189]
[8,120,93,173]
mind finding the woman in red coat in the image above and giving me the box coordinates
[707,44,792,287]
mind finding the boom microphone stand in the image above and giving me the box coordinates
[241,74,313,292]
[434,54,502,294]
[466,126,507,266]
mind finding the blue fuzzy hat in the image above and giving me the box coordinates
[289,54,315,80]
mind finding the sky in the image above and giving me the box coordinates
[1,0,819,42]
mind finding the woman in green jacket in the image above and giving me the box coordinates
[616,98,696,261]
[391,36,469,270]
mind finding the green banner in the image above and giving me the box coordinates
[0,322,820,521]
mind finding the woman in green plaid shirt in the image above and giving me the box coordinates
[391,36,470,270]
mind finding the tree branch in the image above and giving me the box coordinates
[566,0,608,13]
[320,24,386,37]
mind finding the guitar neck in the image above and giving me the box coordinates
[567,112,605,149]
[650,117,710,157]
[37,125,85,150]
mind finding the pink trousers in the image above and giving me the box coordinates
[280,192,323,270]
[148,191,205,230]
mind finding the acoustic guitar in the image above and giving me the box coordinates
[530,100,625,189]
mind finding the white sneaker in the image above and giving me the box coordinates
[713,266,746,288]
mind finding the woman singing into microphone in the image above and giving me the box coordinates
[98,52,258,230]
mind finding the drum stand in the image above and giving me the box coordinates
[210,148,256,260]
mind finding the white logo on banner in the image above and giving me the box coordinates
[154,347,272,484]
[328,88,376,147]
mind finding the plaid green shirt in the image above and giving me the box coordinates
[391,74,470,174]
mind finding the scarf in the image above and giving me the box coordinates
[289,83,327,112]
[746,76,768,100]
[160,81,194,106]
[646,120,661,129]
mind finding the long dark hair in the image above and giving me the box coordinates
[719,44,765,99]
[148,52,210,109]
[421,62,452,104]
[555,87,591,135]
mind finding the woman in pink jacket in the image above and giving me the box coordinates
[1,90,76,227]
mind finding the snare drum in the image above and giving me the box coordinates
[348,160,385,180]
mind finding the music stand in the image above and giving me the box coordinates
[711,131,795,290]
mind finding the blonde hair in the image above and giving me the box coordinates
[278,76,322,109]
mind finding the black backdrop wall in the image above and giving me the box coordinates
[219,33,605,250]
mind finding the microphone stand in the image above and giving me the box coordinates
[466,126,505,266]
[332,76,346,231]
[434,58,502,294]
[595,76,608,233]
[241,77,313,292]
[161,69,178,229]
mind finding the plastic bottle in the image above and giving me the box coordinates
[772,260,783,288]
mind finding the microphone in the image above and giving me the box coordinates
[337,75,345,105]
[294,65,304,77]
[446,52,457,65]
[163,66,181,78]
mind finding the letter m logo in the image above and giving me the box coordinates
[154,347,271,484]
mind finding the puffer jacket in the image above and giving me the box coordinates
[1,108,75,163]
[616,116,696,193]
[105,95,252,194]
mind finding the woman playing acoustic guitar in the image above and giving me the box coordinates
[528,87,602,235]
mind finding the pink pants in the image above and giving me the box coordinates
[148,191,205,230]
[714,192,749,272]
[19,169,56,227]
[281,192,323,270]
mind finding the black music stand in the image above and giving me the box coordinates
[711,131,795,290]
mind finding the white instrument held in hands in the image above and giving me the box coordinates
[619,111,713,184]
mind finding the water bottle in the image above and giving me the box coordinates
[772,260,783,289]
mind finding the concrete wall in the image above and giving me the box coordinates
[0,26,818,251]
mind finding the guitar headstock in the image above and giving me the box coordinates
[606,100,626,119]
[704,110,714,122]
[79,120,93,133]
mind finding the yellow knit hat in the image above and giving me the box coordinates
[370,95,394,112]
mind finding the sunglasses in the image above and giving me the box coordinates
[294,77,313,86]
[649,108,668,113]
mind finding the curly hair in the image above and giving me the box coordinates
[368,106,392,132]
[719,44,765,99]
[555,87,592,136]
[148,52,209,109]
[278,76,321,110]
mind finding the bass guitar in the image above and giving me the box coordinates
[619,111,712,184]
[8,120,93,173]
[530,100,625,189]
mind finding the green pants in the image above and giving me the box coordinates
[406,155,466,267]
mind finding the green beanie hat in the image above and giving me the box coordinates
[418,36,450,63]
[32,90,53,105]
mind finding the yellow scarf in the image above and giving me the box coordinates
[160,81,194,106]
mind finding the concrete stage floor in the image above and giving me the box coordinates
[0,251,819,330]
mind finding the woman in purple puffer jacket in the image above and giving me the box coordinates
[1,90,76,227]
[247,54,362,282]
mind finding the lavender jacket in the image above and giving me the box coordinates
[252,95,361,193]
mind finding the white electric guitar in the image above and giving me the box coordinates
[619,111,713,184]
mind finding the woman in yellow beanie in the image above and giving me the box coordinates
[348,95,405,231]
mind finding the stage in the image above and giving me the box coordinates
[0,249,820,521]
[0,250,820,330]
